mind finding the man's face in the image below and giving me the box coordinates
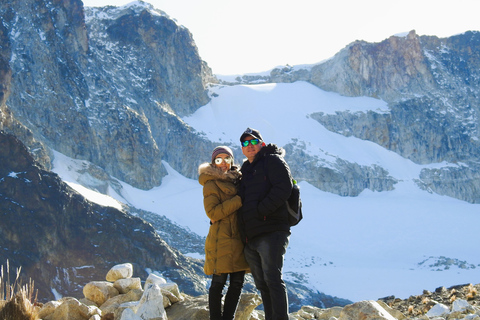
[241,136,263,162]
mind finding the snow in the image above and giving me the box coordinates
[8,172,21,178]
[52,81,480,303]
[85,1,172,25]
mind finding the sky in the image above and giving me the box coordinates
[80,0,480,75]
[52,80,480,303]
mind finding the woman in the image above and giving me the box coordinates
[198,146,250,320]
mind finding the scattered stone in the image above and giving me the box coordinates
[113,278,142,294]
[106,263,133,282]
[19,262,480,320]
[83,281,120,306]
[339,300,397,320]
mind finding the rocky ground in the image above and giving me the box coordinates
[379,283,480,318]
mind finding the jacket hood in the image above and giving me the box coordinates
[250,143,285,163]
[198,163,241,186]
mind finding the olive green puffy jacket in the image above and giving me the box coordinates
[198,163,250,275]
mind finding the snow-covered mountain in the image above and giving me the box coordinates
[53,80,480,303]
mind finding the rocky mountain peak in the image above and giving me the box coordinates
[1,0,216,190]
[309,29,437,101]
[346,29,434,99]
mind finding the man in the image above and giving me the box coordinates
[237,127,293,320]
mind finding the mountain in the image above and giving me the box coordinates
[0,130,350,309]
[2,0,479,203]
[0,130,207,302]
[0,0,215,190]
[1,0,480,309]
[225,30,480,203]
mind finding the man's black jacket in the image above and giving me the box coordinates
[238,144,293,243]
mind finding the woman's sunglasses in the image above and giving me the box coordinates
[214,157,233,165]
[241,139,261,147]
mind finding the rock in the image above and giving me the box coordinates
[145,273,167,287]
[165,294,210,320]
[118,308,142,320]
[100,289,143,315]
[83,281,120,306]
[45,297,101,320]
[114,278,142,294]
[38,300,62,319]
[315,306,343,319]
[452,298,472,312]
[376,300,406,319]
[164,292,261,320]
[233,293,262,320]
[106,263,133,282]
[160,283,183,305]
[338,300,397,320]
[79,298,98,307]
[115,301,141,320]
[135,283,167,320]
[426,303,450,317]
[144,273,184,307]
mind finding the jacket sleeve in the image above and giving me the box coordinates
[258,155,293,216]
[203,181,242,222]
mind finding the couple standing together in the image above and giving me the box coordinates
[198,127,294,320]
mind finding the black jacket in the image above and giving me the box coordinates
[238,144,293,242]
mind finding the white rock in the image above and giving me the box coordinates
[119,307,142,320]
[106,263,133,282]
[452,299,471,312]
[145,274,183,306]
[144,273,167,287]
[136,283,167,320]
[426,303,450,317]
[339,300,397,320]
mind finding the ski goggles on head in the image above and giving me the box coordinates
[241,139,261,147]
[214,157,233,165]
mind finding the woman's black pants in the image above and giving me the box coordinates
[208,271,246,320]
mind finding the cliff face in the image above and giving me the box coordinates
[0,130,206,302]
[0,0,216,190]
[234,30,480,203]
[308,31,480,202]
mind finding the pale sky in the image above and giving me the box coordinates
[81,0,480,75]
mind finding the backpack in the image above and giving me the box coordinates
[286,179,303,226]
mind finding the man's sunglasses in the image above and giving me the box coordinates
[241,139,261,147]
[214,157,233,165]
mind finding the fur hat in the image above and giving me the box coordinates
[240,127,263,142]
[211,146,234,163]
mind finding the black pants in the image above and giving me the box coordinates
[244,231,290,320]
[209,271,246,320]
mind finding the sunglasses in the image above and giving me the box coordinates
[241,139,261,147]
[214,157,233,165]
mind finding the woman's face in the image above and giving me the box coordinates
[214,153,232,172]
